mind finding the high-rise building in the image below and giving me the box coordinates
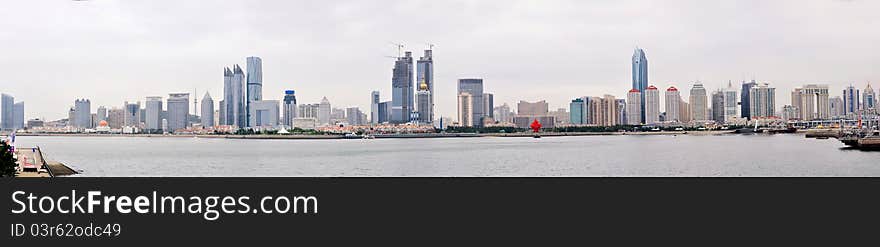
[680,100,691,123]
[600,95,619,126]
[458,79,484,127]
[97,106,107,123]
[391,51,414,123]
[457,92,474,127]
[741,80,757,119]
[283,90,297,127]
[782,105,798,121]
[415,81,432,123]
[791,84,830,120]
[494,103,513,124]
[74,99,91,128]
[632,48,648,122]
[749,83,776,118]
[723,82,738,122]
[513,100,555,129]
[864,83,876,110]
[318,97,331,126]
[570,98,585,125]
[416,49,434,123]
[665,87,681,123]
[0,94,12,130]
[626,89,642,125]
[107,108,124,129]
[13,102,24,129]
[201,92,214,127]
[346,107,363,125]
[829,96,845,118]
[249,100,279,128]
[167,93,190,132]
[711,90,725,123]
[246,57,263,127]
[124,101,141,127]
[616,99,627,126]
[483,93,494,119]
[223,65,246,127]
[644,86,660,125]
[298,104,319,119]
[377,101,391,124]
[843,85,860,115]
[145,97,163,131]
[370,91,380,124]
[689,83,708,121]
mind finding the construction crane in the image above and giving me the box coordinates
[425,43,435,50]
[388,42,404,57]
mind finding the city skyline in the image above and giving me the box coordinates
[3,1,880,121]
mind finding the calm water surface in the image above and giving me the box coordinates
[14,134,880,177]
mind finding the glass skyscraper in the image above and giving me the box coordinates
[416,50,434,123]
[631,48,648,122]
[246,57,262,127]
[457,79,484,127]
[391,52,414,123]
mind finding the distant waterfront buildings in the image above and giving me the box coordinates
[246,57,263,127]
[570,98,585,125]
[626,88,644,125]
[346,107,365,125]
[318,97,331,126]
[741,80,758,119]
[632,48,648,122]
[416,49,434,123]
[689,83,708,121]
[201,92,214,127]
[249,100,279,128]
[283,90,297,127]
[513,100,555,129]
[644,86,660,125]
[391,51,414,123]
[167,93,190,132]
[457,79,485,127]
[749,83,776,118]
[843,85,860,115]
[664,87,681,123]
[493,103,513,124]
[457,93,474,127]
[711,90,725,123]
[415,81,432,123]
[722,83,738,123]
[298,103,319,119]
[864,83,876,110]
[123,101,141,127]
[223,65,246,127]
[829,96,845,117]
[370,91,380,124]
[13,102,24,129]
[73,99,91,129]
[791,84,830,120]
[0,94,13,130]
[145,97,163,131]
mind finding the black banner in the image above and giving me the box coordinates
[2,178,879,245]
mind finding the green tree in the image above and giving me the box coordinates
[0,141,17,177]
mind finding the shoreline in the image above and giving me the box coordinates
[13,130,745,139]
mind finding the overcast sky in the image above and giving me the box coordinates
[1,0,878,121]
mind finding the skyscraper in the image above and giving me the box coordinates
[391,51,414,123]
[416,49,434,123]
[570,98,585,125]
[370,91,380,124]
[124,101,141,127]
[843,85,860,115]
[201,92,214,127]
[632,48,648,122]
[167,93,190,132]
[494,103,513,124]
[0,94,13,130]
[644,86,660,125]
[223,65,246,128]
[741,80,757,119]
[246,57,263,127]
[626,89,642,125]
[665,87,681,123]
[346,107,364,125]
[723,84,738,122]
[74,99,91,128]
[457,92,474,127]
[145,97,163,131]
[97,106,108,123]
[864,83,876,110]
[791,84,830,120]
[13,102,24,129]
[483,93,494,119]
[318,97,331,126]
[829,96,845,117]
[750,83,776,118]
[689,83,708,121]
[415,80,432,123]
[457,79,484,127]
[711,90,725,123]
[283,90,297,127]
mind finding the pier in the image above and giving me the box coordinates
[14,146,78,177]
